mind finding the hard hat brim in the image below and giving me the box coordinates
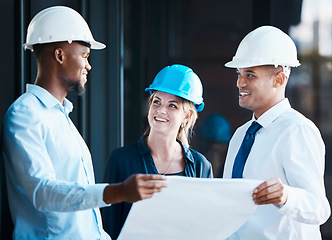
[89,41,106,50]
[23,39,106,51]
[145,87,204,112]
[224,59,301,68]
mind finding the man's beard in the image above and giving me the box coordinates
[63,79,86,96]
[73,82,85,96]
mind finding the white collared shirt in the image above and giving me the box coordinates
[224,98,330,239]
[2,84,110,239]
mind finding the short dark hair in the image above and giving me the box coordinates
[75,41,91,48]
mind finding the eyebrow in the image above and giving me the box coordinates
[237,69,256,75]
[154,96,179,104]
[244,70,255,73]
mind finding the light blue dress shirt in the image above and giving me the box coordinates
[2,84,111,239]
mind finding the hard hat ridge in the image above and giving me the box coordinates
[225,25,300,68]
[145,64,204,112]
[23,6,106,51]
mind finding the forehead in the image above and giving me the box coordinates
[154,91,179,101]
[238,66,276,77]
[63,41,90,54]
[238,66,262,72]
[238,65,278,73]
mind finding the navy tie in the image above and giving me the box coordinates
[232,121,262,178]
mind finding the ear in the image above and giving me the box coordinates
[54,48,64,64]
[273,71,286,88]
[182,110,193,126]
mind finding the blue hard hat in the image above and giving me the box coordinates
[145,64,204,112]
[197,114,231,143]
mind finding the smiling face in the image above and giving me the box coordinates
[148,91,189,137]
[58,42,91,95]
[236,66,285,118]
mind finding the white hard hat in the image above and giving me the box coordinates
[225,25,300,68]
[23,6,106,51]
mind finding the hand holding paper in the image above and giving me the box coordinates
[253,177,288,205]
[103,174,167,204]
[118,176,262,240]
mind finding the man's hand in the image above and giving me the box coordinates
[252,177,288,205]
[103,174,167,204]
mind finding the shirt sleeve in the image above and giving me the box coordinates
[2,104,109,212]
[278,123,330,224]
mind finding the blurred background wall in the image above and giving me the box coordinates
[1,0,332,238]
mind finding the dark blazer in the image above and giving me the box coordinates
[102,136,213,239]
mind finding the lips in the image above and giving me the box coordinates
[154,116,168,122]
[239,91,250,97]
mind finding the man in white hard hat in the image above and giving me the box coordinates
[223,25,330,239]
[1,6,166,240]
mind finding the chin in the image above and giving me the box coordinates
[73,82,86,96]
[239,102,252,111]
[77,86,86,96]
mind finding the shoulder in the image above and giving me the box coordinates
[189,148,207,162]
[278,108,321,135]
[9,92,43,111]
[188,148,213,176]
[3,93,44,128]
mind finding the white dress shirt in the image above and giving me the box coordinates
[223,98,330,239]
[2,84,111,239]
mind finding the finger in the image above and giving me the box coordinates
[254,178,281,193]
[139,192,155,201]
[141,180,168,189]
[253,182,283,199]
[254,190,283,204]
[138,174,167,181]
[253,183,287,205]
[255,197,281,205]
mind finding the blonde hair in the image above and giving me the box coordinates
[144,92,198,147]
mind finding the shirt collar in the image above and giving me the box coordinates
[137,135,195,164]
[26,84,73,114]
[253,98,291,128]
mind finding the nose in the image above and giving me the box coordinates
[156,104,167,114]
[86,59,91,71]
[236,75,246,89]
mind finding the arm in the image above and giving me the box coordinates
[3,104,106,212]
[103,174,167,204]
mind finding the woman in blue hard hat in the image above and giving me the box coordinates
[102,64,213,240]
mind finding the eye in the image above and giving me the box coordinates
[169,103,178,109]
[153,99,160,105]
[246,73,255,78]
[82,52,90,58]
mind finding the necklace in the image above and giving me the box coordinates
[156,145,177,176]
[160,151,176,176]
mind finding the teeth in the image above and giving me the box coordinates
[240,92,249,97]
[155,117,167,122]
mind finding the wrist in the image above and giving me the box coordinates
[103,183,125,204]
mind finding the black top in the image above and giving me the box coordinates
[102,136,213,239]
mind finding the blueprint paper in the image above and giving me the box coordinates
[117,176,261,240]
